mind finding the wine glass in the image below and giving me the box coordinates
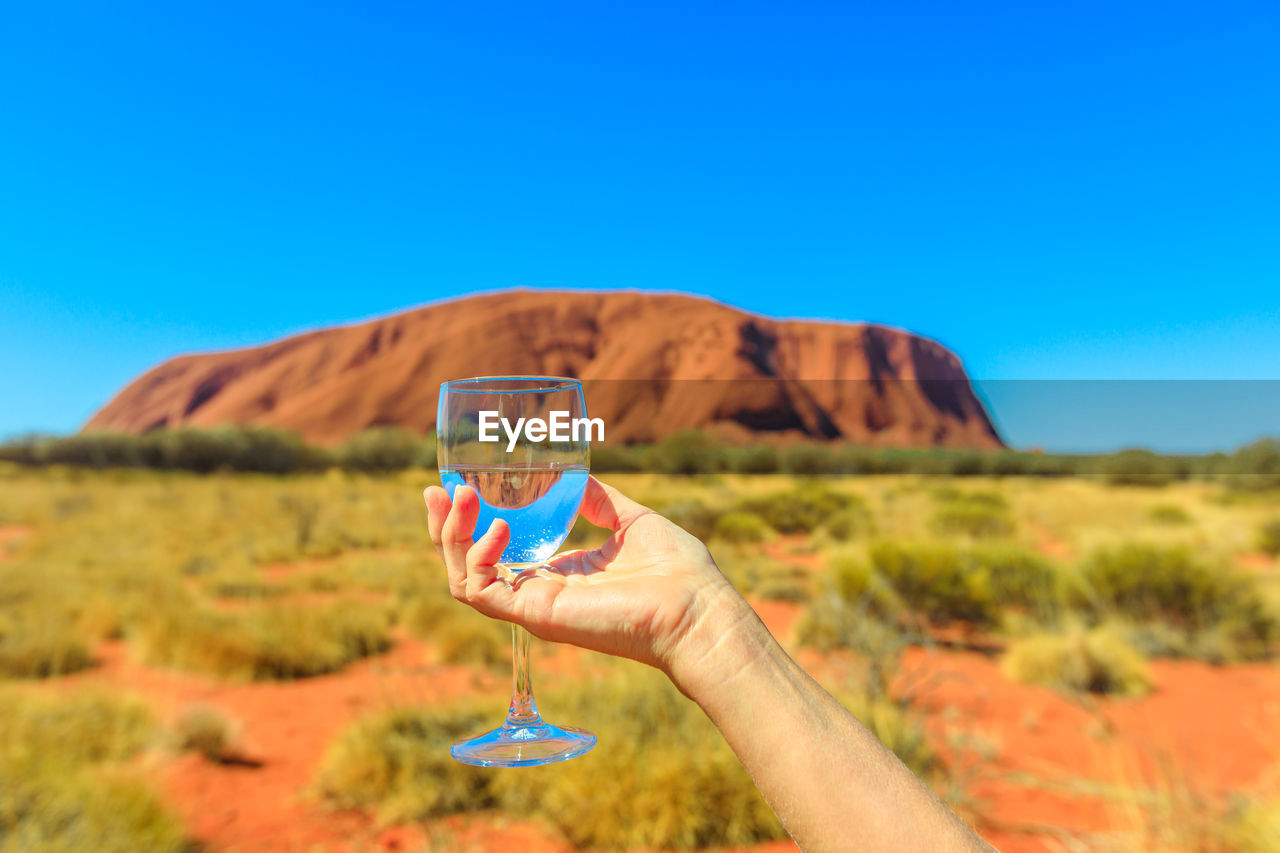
[436,376,597,767]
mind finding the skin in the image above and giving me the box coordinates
[424,477,995,853]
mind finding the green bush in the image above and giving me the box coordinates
[1080,544,1277,661]
[779,443,841,476]
[1258,519,1280,557]
[929,491,1014,538]
[589,444,645,472]
[1101,449,1185,487]
[968,544,1064,623]
[730,445,780,474]
[337,427,431,472]
[1002,624,1152,696]
[869,541,997,625]
[796,557,907,694]
[735,486,865,534]
[649,430,725,475]
[1225,438,1280,491]
[711,511,774,544]
[1149,503,1193,525]
[659,499,721,541]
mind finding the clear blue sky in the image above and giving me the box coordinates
[2,1,1278,450]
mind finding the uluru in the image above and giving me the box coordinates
[85,290,1003,449]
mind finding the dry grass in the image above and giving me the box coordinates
[172,703,238,762]
[0,688,187,852]
[134,600,392,680]
[1002,624,1153,697]
[319,663,789,849]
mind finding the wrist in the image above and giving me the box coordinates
[663,582,778,706]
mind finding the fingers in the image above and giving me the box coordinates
[423,483,523,623]
[580,476,652,532]
[439,485,480,598]
[465,518,510,602]
[423,486,451,553]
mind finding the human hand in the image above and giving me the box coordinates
[422,476,750,677]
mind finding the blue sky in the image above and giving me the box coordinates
[2,1,1278,450]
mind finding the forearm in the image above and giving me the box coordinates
[668,589,992,853]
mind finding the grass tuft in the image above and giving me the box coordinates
[135,600,391,680]
[1002,624,1152,697]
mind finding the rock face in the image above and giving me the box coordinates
[86,290,1002,448]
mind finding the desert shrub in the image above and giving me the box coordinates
[659,499,720,541]
[1102,449,1184,487]
[1223,794,1280,853]
[1225,438,1280,491]
[730,445,779,474]
[1079,544,1277,659]
[1148,503,1192,525]
[929,491,1014,538]
[649,430,725,475]
[430,611,510,667]
[589,444,645,472]
[320,666,787,848]
[205,574,289,599]
[0,688,185,853]
[1002,624,1152,697]
[0,765,188,853]
[711,510,773,544]
[30,432,154,468]
[779,443,840,476]
[797,558,907,695]
[0,689,155,763]
[735,486,864,535]
[317,699,499,819]
[820,506,875,542]
[337,427,430,472]
[968,544,1064,623]
[869,541,997,626]
[1,427,325,473]
[717,550,811,603]
[0,622,94,678]
[157,427,320,474]
[1258,519,1280,557]
[394,586,509,667]
[172,703,236,762]
[135,601,391,680]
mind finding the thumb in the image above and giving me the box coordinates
[579,476,652,532]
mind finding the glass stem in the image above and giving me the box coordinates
[506,623,542,727]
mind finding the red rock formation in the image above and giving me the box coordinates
[86,290,1002,448]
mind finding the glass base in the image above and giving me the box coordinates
[450,721,597,767]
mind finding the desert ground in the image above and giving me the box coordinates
[2,465,1279,852]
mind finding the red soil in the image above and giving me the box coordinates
[897,647,1280,852]
[1237,551,1278,574]
[0,524,32,561]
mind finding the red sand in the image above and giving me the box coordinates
[0,524,32,561]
